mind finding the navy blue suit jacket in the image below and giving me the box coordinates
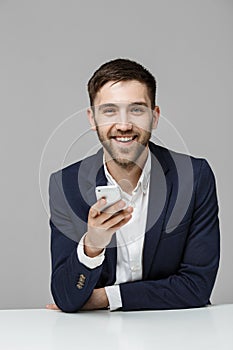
[49,142,220,312]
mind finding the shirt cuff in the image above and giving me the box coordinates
[77,234,105,269]
[105,285,122,311]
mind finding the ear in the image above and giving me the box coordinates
[87,107,96,131]
[152,106,160,129]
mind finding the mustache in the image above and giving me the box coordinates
[108,131,138,137]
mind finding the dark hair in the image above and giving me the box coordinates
[87,58,156,108]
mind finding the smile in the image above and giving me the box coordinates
[111,135,137,144]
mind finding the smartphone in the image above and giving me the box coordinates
[95,185,122,211]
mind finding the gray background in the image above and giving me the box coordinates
[0,0,232,309]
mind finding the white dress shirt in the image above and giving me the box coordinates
[77,151,151,310]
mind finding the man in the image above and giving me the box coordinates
[47,58,220,312]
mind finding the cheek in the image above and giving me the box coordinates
[95,117,115,129]
[136,120,154,133]
[97,125,112,137]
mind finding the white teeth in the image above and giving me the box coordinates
[115,137,133,142]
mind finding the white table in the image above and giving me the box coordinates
[0,304,232,350]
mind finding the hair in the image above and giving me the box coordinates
[87,58,157,108]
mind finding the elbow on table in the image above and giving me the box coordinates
[183,287,212,310]
[51,283,83,313]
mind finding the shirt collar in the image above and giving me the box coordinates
[103,150,151,195]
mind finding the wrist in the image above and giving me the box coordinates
[84,235,104,257]
[95,288,109,309]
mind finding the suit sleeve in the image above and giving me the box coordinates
[119,159,220,311]
[49,172,103,312]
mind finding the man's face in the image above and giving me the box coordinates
[87,80,160,168]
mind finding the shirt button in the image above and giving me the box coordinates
[131,265,140,272]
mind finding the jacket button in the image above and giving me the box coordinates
[76,282,83,289]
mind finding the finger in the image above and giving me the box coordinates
[95,200,127,224]
[89,198,106,218]
[104,199,126,214]
[102,208,133,229]
[88,200,125,226]
[101,205,133,224]
[110,213,133,231]
[46,303,60,311]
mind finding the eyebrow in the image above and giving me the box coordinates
[97,102,149,111]
[97,103,118,111]
[129,102,149,107]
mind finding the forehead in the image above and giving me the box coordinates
[94,80,150,106]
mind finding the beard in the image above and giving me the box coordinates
[95,125,151,169]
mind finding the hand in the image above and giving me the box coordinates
[81,288,109,310]
[45,288,108,311]
[84,198,133,257]
[46,303,60,311]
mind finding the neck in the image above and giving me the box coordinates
[104,147,149,194]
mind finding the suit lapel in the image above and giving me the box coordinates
[78,148,107,207]
[143,144,173,279]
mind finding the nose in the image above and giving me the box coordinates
[115,109,132,131]
[115,121,133,131]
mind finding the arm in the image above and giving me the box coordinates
[49,172,104,312]
[49,172,133,312]
[119,159,220,310]
[50,221,104,313]
[46,288,108,311]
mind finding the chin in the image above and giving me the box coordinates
[113,158,136,169]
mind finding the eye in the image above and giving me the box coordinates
[130,106,146,115]
[103,108,117,115]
